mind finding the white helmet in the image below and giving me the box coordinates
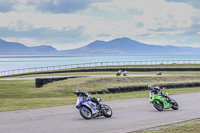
[148,84,154,90]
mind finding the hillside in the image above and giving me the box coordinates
[0,39,57,55]
[61,37,200,55]
[0,38,200,55]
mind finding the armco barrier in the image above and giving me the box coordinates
[35,76,88,88]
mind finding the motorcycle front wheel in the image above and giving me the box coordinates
[79,106,92,119]
[171,99,179,110]
[102,104,112,118]
[153,100,164,111]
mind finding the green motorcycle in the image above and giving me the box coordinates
[149,90,179,111]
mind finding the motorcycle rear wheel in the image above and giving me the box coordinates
[153,100,164,111]
[79,106,92,119]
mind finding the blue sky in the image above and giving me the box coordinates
[0,0,200,50]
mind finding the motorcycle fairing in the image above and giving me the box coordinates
[76,97,97,114]
[149,94,171,109]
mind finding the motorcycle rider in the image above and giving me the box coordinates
[75,89,101,110]
[148,84,172,103]
[116,70,121,76]
[123,71,127,76]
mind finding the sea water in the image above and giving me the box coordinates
[0,55,200,72]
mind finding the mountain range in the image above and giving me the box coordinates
[0,37,200,55]
[0,39,57,55]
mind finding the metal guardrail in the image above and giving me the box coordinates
[0,60,200,76]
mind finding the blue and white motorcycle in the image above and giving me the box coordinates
[76,97,112,119]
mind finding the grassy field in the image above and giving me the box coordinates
[1,64,200,112]
[40,75,200,93]
[2,71,200,79]
[134,119,200,133]
[1,77,200,112]
[1,64,200,133]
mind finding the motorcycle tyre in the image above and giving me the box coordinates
[171,99,179,110]
[102,104,112,118]
[79,106,92,119]
[153,100,164,111]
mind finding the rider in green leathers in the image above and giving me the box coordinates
[148,84,172,103]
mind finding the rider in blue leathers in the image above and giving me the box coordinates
[76,89,100,108]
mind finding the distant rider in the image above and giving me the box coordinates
[116,70,121,76]
[123,71,127,76]
[148,84,172,103]
[75,89,101,109]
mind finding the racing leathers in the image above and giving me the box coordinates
[149,86,171,103]
[78,92,100,107]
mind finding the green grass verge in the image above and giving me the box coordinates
[1,64,200,112]
[40,75,200,93]
[2,71,200,79]
[134,119,200,133]
[1,78,200,112]
[2,75,200,98]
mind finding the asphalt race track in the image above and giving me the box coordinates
[0,92,200,133]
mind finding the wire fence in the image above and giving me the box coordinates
[1,60,200,76]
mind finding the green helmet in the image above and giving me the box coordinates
[76,89,83,96]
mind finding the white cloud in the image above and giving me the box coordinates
[0,0,200,49]
[130,0,194,30]
[85,0,196,37]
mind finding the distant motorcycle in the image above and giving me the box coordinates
[149,88,179,111]
[76,97,112,119]
[116,72,121,76]
[116,70,121,76]
[157,72,162,75]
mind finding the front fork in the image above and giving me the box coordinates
[150,96,171,109]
